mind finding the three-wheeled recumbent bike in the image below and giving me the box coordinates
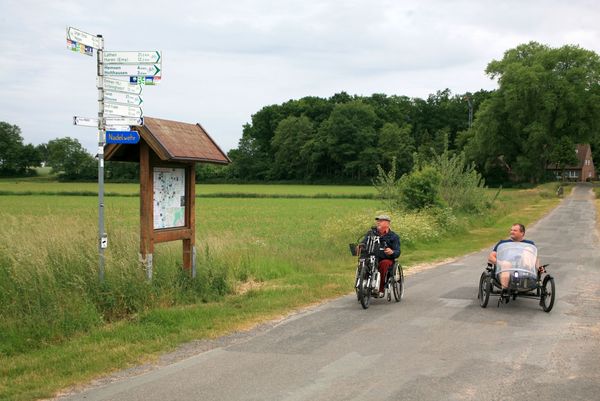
[478,241,555,312]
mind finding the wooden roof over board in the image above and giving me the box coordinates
[104,117,231,164]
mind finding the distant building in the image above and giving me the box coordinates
[547,143,596,182]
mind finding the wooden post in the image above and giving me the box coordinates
[183,164,196,275]
[139,141,154,279]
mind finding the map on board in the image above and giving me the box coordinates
[153,167,185,229]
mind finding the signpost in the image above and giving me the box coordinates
[67,25,161,282]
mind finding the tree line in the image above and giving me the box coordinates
[226,41,600,184]
[2,42,599,184]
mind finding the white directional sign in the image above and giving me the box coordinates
[73,116,98,127]
[100,77,143,95]
[66,26,103,49]
[104,102,143,118]
[104,90,143,106]
[105,116,144,126]
[105,125,131,132]
[104,64,161,77]
[103,51,161,64]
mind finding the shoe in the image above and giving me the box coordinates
[379,292,385,298]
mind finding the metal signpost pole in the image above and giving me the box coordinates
[96,35,107,281]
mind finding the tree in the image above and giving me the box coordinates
[46,137,96,180]
[466,42,600,182]
[377,122,415,175]
[549,136,578,181]
[0,122,24,175]
[316,100,378,180]
[270,115,315,180]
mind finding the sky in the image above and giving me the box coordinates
[1,0,599,154]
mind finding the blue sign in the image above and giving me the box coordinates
[106,131,140,144]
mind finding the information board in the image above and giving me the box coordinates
[153,167,185,229]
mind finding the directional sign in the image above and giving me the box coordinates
[106,131,140,144]
[103,64,161,77]
[105,116,144,126]
[100,77,143,95]
[66,26,103,49]
[103,51,161,64]
[73,116,98,127]
[104,90,143,106]
[104,102,143,118]
[105,125,131,132]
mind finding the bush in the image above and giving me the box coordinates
[399,166,444,210]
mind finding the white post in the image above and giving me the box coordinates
[96,34,107,282]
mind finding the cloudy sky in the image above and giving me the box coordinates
[1,0,599,153]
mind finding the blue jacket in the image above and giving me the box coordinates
[361,228,401,260]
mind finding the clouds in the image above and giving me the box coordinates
[1,0,599,153]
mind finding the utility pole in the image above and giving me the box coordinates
[464,95,474,128]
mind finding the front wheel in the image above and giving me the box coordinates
[478,272,491,308]
[357,263,372,309]
[392,263,404,302]
[540,275,555,312]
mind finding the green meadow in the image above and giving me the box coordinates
[0,183,561,400]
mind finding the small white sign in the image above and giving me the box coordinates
[66,26,103,49]
[99,77,143,95]
[105,125,131,132]
[73,116,98,127]
[104,102,143,118]
[104,90,143,106]
[104,116,144,126]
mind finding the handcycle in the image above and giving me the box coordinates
[349,229,404,309]
[478,241,555,312]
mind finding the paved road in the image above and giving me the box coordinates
[60,184,600,401]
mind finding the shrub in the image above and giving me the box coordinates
[399,166,444,210]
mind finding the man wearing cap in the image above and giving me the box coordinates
[360,214,401,297]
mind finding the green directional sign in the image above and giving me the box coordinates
[103,64,161,77]
[103,51,161,64]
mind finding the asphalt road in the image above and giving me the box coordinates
[59,184,600,401]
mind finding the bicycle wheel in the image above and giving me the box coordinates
[478,272,491,308]
[540,275,555,312]
[358,263,371,309]
[392,263,404,302]
[354,262,362,301]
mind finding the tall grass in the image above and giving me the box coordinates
[0,196,376,357]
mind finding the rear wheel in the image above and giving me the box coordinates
[358,264,372,309]
[541,276,555,312]
[392,263,404,302]
[478,272,491,308]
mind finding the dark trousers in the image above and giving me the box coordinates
[378,259,394,292]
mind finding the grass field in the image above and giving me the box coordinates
[0,183,562,400]
[0,181,377,197]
